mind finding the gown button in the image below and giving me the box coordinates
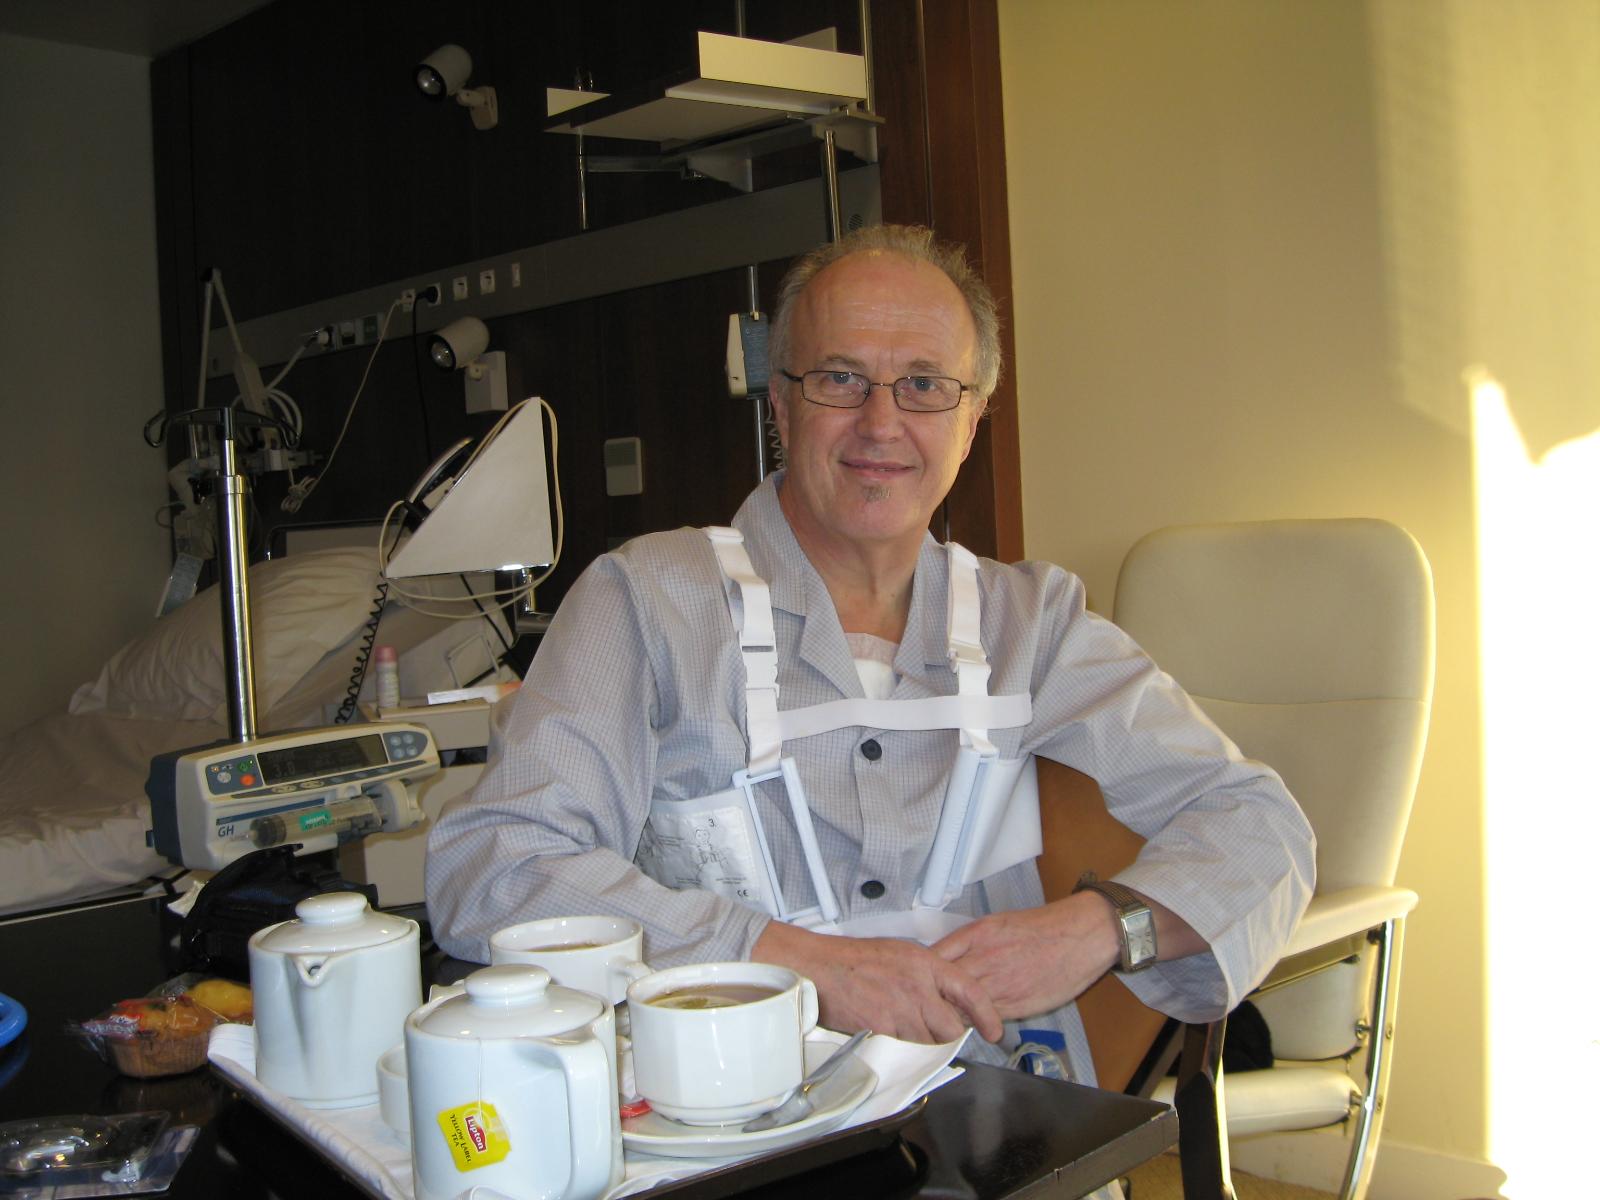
[860,880,886,899]
[860,739,882,761]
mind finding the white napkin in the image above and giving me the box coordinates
[208,1024,966,1200]
[209,1024,416,1200]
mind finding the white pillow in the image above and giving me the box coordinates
[70,548,383,723]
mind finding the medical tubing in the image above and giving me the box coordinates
[1006,1041,1069,1080]
[458,573,515,654]
[195,277,215,412]
[281,298,402,513]
[335,579,389,725]
[211,272,250,363]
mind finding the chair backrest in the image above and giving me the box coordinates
[1112,519,1435,896]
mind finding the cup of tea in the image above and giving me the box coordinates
[626,962,819,1125]
[489,915,649,1006]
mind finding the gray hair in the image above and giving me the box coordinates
[767,224,1003,401]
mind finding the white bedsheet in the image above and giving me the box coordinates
[0,711,222,916]
[0,587,515,918]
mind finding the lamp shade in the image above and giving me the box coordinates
[384,400,554,578]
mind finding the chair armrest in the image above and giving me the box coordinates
[1281,885,1418,958]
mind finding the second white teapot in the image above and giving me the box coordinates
[406,964,621,1200]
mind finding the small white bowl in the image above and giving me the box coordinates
[376,1044,409,1137]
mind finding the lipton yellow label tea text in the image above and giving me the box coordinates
[436,1101,510,1171]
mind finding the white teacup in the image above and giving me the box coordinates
[376,1043,409,1136]
[490,915,649,1005]
[626,962,819,1126]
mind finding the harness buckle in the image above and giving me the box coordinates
[948,641,987,669]
[743,648,778,692]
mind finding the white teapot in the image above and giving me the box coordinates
[406,964,621,1200]
[248,891,421,1107]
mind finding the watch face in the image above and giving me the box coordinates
[1125,912,1157,966]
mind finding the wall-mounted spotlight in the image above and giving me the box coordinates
[415,44,498,130]
[429,316,490,370]
[429,317,506,413]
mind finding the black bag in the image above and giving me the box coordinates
[179,846,376,980]
[1222,999,1274,1072]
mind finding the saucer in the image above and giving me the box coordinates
[621,1040,878,1159]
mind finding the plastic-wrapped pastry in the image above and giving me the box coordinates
[79,995,220,1078]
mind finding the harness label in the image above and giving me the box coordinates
[638,794,770,911]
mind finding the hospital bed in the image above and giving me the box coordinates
[0,543,511,918]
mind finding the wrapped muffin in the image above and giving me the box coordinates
[73,975,254,1078]
[83,995,220,1078]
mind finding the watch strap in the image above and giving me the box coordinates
[1073,875,1157,973]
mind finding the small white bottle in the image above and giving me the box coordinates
[374,644,400,711]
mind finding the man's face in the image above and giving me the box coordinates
[770,252,983,558]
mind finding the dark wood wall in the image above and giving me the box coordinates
[151,0,1020,612]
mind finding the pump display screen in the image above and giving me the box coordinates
[256,735,386,784]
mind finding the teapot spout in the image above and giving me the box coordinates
[294,952,337,987]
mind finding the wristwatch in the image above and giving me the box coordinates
[1074,874,1157,973]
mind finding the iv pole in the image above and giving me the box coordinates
[151,402,292,745]
[214,406,258,742]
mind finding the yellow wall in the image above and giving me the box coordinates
[998,0,1497,1186]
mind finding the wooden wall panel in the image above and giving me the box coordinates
[872,0,1023,562]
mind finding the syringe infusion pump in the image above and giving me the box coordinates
[147,723,440,872]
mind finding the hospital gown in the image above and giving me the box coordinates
[426,472,1315,1086]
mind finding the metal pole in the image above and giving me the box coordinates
[821,128,842,242]
[574,70,592,232]
[577,133,589,232]
[857,0,876,113]
[216,408,258,743]
[746,264,767,480]
[1340,918,1404,1200]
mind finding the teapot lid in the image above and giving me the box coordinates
[250,891,416,955]
[414,965,607,1040]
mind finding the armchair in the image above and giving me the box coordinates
[1111,519,1435,1200]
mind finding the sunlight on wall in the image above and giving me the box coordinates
[1374,0,1600,1180]
[1472,371,1600,1198]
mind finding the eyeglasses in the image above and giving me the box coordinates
[780,369,973,413]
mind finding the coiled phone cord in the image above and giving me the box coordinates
[335,579,389,724]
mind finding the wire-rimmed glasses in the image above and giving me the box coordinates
[779,369,972,413]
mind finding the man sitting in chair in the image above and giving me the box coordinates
[427,224,1315,1088]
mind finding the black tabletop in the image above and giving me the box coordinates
[0,896,1175,1199]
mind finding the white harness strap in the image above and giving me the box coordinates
[945,542,997,757]
[775,692,1031,743]
[705,526,783,774]
[708,529,1027,768]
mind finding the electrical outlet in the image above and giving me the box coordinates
[339,320,357,347]
[362,312,381,342]
[452,276,469,301]
[421,282,442,306]
[400,288,417,312]
[479,268,496,295]
[510,262,522,287]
